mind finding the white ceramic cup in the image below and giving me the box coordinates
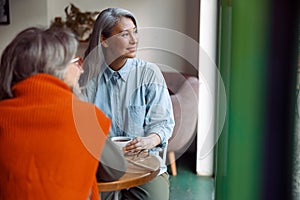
[111,136,132,150]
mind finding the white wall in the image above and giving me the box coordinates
[47,0,199,75]
[0,0,199,75]
[0,0,47,53]
[197,0,219,176]
[47,0,198,40]
[0,0,200,75]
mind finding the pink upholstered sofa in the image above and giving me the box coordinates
[162,72,199,176]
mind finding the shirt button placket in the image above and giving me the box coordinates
[113,72,122,135]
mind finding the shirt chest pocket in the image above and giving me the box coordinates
[127,105,146,134]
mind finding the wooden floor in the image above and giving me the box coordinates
[168,151,215,200]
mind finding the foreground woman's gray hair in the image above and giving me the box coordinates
[0,27,78,100]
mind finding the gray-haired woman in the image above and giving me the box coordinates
[82,8,175,200]
[0,27,125,200]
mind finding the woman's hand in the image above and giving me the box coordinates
[124,133,161,153]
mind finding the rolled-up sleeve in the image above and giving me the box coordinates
[144,72,175,148]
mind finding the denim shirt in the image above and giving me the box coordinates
[85,58,175,152]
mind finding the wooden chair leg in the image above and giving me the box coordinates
[168,151,177,176]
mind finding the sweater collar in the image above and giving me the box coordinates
[12,73,72,98]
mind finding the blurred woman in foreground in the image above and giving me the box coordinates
[0,27,125,200]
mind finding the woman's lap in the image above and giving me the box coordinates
[100,172,169,200]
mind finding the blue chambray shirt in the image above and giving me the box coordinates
[86,58,174,157]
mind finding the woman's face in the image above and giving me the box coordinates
[63,57,84,91]
[102,17,139,64]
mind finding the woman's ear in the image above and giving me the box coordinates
[101,35,109,48]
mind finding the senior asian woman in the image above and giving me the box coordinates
[0,27,126,200]
[81,8,175,200]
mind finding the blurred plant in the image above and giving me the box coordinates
[50,3,99,42]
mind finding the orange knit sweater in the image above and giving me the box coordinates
[0,74,111,200]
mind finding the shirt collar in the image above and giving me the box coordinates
[103,63,114,82]
[102,59,133,82]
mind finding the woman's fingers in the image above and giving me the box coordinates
[124,137,143,152]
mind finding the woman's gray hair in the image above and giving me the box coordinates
[81,8,137,87]
[0,27,78,100]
